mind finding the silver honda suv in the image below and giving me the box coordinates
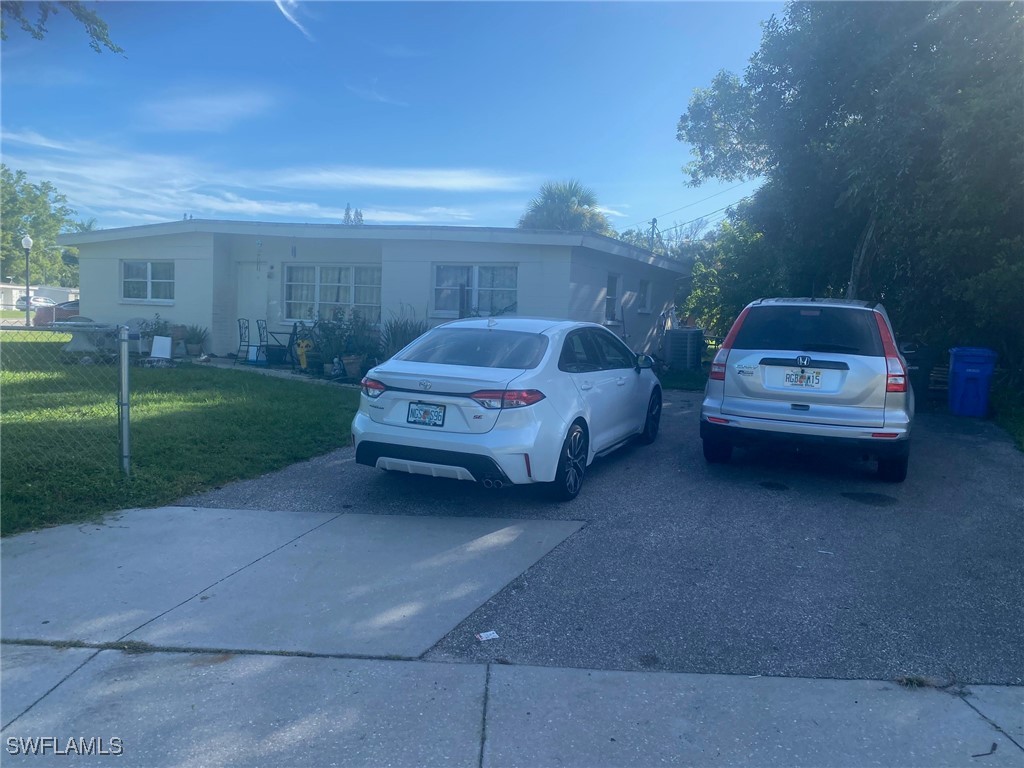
[700,298,913,482]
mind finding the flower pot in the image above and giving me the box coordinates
[341,354,365,378]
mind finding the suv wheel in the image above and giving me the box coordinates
[878,454,908,483]
[702,439,732,464]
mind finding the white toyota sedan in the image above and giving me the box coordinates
[352,317,662,500]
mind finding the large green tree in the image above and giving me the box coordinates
[518,180,613,234]
[678,2,1024,376]
[1,165,83,287]
[1,1,122,53]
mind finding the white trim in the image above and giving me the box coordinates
[58,219,687,274]
[282,263,381,322]
[431,262,518,319]
[121,259,175,302]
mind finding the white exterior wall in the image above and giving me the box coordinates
[381,240,572,327]
[568,248,678,353]
[208,235,383,356]
[76,233,215,331]
[62,222,686,358]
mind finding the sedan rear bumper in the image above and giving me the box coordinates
[351,409,564,484]
[355,441,513,484]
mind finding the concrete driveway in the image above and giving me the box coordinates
[180,394,1024,686]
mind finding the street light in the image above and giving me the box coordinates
[21,235,32,327]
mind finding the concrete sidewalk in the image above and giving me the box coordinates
[2,507,1021,767]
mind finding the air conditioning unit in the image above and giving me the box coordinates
[664,329,705,370]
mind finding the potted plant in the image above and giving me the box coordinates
[342,309,378,377]
[184,324,209,356]
[314,312,349,377]
[137,313,171,355]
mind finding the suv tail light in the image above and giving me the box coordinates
[471,389,546,409]
[360,377,387,398]
[873,312,907,393]
[710,306,751,381]
[710,348,729,380]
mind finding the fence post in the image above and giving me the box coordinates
[118,325,131,477]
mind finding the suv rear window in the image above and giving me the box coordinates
[732,306,883,356]
[396,328,549,369]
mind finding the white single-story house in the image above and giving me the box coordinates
[58,220,688,358]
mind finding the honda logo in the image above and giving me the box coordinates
[418,380,432,390]
[796,356,811,368]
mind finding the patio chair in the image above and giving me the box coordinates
[234,318,261,365]
[256,319,271,363]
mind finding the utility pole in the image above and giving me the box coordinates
[648,218,659,251]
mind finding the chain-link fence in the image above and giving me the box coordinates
[1,325,130,524]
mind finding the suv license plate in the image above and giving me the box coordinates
[408,402,446,426]
[784,369,822,388]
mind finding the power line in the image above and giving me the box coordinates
[657,196,754,237]
[624,182,751,231]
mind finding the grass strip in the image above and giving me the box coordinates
[2,336,357,535]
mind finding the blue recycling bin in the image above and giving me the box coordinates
[948,347,998,417]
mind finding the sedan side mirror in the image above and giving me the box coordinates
[636,354,655,371]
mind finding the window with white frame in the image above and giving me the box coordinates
[636,279,652,313]
[284,264,381,322]
[122,261,174,302]
[433,264,517,317]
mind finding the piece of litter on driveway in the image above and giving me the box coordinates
[476,631,500,641]
[817,550,835,555]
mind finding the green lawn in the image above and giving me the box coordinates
[1,310,30,319]
[1,333,359,535]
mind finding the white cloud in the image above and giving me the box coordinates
[362,207,475,224]
[596,206,628,218]
[274,0,314,41]
[272,166,532,192]
[138,89,275,132]
[1,130,78,152]
[0,129,527,228]
[345,80,408,107]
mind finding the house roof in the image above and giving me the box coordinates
[57,219,688,274]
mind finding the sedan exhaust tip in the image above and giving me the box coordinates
[481,477,504,489]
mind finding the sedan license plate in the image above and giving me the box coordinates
[408,402,446,427]
[784,368,822,389]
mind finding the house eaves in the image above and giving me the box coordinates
[57,219,688,274]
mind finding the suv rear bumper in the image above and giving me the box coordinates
[700,417,910,459]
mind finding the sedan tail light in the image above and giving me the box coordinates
[710,305,752,381]
[470,389,546,409]
[872,313,907,393]
[360,377,387,398]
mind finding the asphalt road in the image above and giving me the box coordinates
[181,393,1024,686]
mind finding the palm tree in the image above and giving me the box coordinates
[517,180,613,234]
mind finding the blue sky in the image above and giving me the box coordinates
[1,1,780,234]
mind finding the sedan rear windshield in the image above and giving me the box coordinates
[733,306,883,356]
[396,328,549,369]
